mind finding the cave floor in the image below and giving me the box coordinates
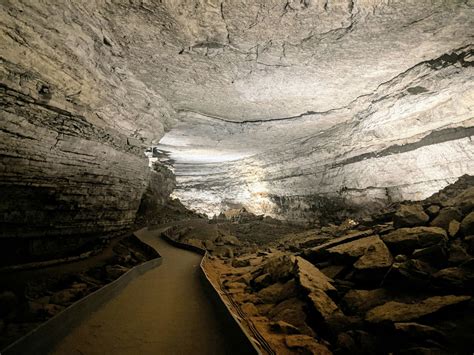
[52,227,244,355]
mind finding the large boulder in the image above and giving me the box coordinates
[430,207,463,230]
[433,267,474,290]
[460,211,474,236]
[353,238,393,271]
[324,235,386,262]
[446,186,474,214]
[268,297,314,336]
[307,229,374,261]
[307,288,344,321]
[393,322,446,341]
[262,254,295,282]
[256,280,297,304]
[384,259,436,288]
[393,205,429,228]
[294,256,336,294]
[411,244,448,266]
[366,295,471,323]
[343,288,390,313]
[382,227,447,255]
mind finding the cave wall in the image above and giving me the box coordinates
[166,47,474,221]
[0,1,176,263]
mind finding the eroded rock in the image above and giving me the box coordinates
[366,295,471,323]
[382,227,448,255]
[393,205,429,228]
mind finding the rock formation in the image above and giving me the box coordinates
[1,2,473,253]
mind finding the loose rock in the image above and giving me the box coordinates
[393,204,429,228]
[366,295,471,323]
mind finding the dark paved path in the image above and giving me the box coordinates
[53,227,246,355]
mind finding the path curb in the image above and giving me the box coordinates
[160,228,263,355]
[2,244,162,355]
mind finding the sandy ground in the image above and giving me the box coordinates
[52,227,246,355]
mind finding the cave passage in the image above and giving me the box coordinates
[52,228,246,355]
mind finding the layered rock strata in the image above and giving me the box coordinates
[0,2,176,263]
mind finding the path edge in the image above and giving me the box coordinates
[1,235,163,355]
[160,229,264,355]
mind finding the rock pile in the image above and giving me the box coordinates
[219,179,473,354]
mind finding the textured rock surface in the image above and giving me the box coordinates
[0,1,176,261]
[365,295,471,323]
[1,0,474,253]
[154,1,474,219]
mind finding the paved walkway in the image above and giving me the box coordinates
[53,227,247,355]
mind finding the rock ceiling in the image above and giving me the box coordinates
[1,0,474,223]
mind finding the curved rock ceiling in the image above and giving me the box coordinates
[1,0,474,232]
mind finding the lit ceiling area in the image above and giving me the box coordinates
[147,0,474,219]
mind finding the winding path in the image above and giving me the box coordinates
[52,227,248,355]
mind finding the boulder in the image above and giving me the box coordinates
[252,273,273,290]
[393,322,446,341]
[324,235,386,263]
[382,227,447,255]
[464,235,474,254]
[411,244,447,266]
[262,254,294,282]
[366,295,471,323]
[320,264,346,279]
[460,211,474,236]
[241,302,259,316]
[308,288,344,321]
[353,238,393,271]
[384,259,435,288]
[294,256,336,294]
[448,243,471,265]
[393,205,429,228]
[307,229,375,260]
[433,267,474,290]
[448,220,461,238]
[430,207,462,230]
[257,280,297,304]
[284,334,332,355]
[425,205,441,217]
[446,186,474,214]
[232,256,251,268]
[212,246,234,259]
[342,288,390,313]
[268,298,314,336]
[234,272,253,285]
